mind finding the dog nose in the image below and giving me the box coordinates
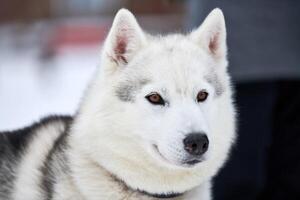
[183,133,209,156]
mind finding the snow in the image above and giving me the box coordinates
[0,43,99,130]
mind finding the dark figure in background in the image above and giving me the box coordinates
[187,0,300,199]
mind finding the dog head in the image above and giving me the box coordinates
[75,8,236,196]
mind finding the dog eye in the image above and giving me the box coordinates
[145,93,165,106]
[197,90,209,102]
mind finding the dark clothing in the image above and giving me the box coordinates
[213,81,300,200]
[187,0,300,82]
[260,81,300,200]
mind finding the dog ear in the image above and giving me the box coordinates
[103,9,146,70]
[190,8,227,61]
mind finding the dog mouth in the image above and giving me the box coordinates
[151,144,202,167]
[152,144,170,163]
[184,159,202,165]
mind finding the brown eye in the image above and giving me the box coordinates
[146,93,165,106]
[197,90,208,102]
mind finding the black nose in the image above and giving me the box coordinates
[183,133,209,156]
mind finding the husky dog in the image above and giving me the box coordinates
[0,8,236,200]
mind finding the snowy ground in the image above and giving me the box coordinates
[0,24,100,130]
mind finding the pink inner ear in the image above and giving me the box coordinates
[209,32,219,55]
[114,35,128,64]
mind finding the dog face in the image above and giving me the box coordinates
[75,8,236,195]
[113,37,225,168]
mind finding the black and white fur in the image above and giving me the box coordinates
[0,8,236,200]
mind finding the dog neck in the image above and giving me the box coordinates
[69,149,186,200]
[108,166,185,199]
[110,164,184,199]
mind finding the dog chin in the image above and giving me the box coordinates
[149,144,203,169]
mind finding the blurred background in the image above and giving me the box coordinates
[0,0,186,130]
[0,0,299,199]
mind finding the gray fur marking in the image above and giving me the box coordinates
[205,72,224,97]
[0,142,17,200]
[0,116,72,200]
[40,119,72,200]
[115,79,150,102]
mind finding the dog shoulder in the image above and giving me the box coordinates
[0,115,73,154]
[0,115,73,199]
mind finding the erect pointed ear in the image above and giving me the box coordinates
[190,8,227,60]
[104,9,146,68]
